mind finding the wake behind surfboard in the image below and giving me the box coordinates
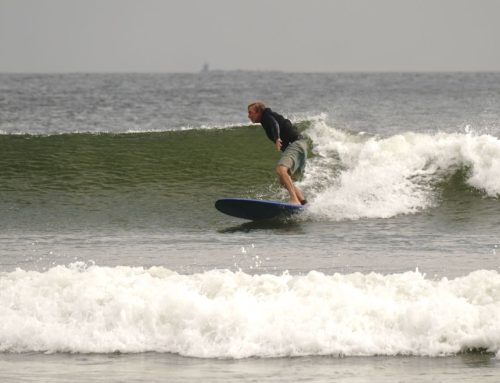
[215,198,304,221]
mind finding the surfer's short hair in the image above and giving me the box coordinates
[248,102,266,113]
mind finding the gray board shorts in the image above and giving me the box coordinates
[278,139,308,178]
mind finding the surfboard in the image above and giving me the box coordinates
[215,198,304,221]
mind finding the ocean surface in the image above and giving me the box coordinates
[1,72,500,382]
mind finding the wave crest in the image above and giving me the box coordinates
[301,118,500,220]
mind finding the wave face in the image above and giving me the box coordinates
[0,127,281,230]
[1,264,499,357]
[0,128,274,195]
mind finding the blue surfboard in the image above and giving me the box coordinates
[215,198,304,221]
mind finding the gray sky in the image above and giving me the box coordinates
[1,0,499,72]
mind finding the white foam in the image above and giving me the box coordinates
[300,118,500,220]
[1,264,500,358]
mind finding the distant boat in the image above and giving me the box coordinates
[200,62,209,73]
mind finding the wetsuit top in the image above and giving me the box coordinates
[260,108,301,152]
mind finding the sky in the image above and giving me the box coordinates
[1,0,499,73]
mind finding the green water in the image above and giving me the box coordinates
[0,127,292,232]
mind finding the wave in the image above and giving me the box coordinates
[1,264,499,358]
[301,117,500,220]
[1,118,499,224]
[0,123,251,136]
[0,114,317,136]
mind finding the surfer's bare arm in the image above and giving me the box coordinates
[275,138,282,151]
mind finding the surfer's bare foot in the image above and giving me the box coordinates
[288,199,301,205]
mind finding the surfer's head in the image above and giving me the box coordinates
[248,102,266,123]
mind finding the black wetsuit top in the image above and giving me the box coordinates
[260,108,301,152]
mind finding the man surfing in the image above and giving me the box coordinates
[247,102,307,205]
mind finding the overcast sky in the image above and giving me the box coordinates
[1,0,499,73]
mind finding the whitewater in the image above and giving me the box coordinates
[302,118,500,221]
[1,264,500,358]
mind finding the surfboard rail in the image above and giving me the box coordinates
[215,198,303,220]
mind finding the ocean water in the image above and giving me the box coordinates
[1,72,500,382]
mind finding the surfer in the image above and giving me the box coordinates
[247,102,307,205]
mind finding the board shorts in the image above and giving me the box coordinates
[278,139,308,178]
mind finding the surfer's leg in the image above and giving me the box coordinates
[276,140,307,205]
[276,165,301,205]
[294,184,306,204]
